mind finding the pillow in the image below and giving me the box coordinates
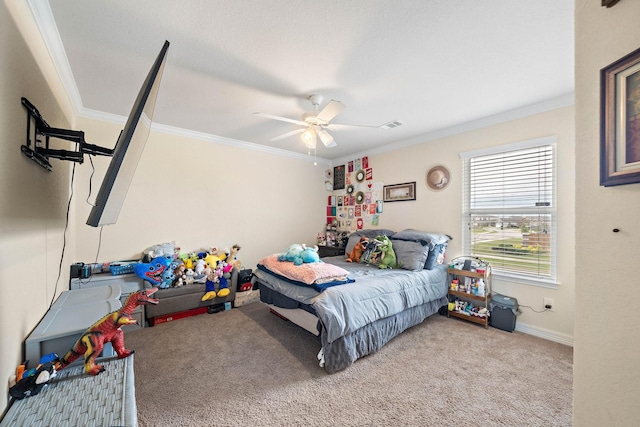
[424,243,448,270]
[344,229,396,257]
[392,229,451,250]
[390,239,429,271]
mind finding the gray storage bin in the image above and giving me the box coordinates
[489,293,519,332]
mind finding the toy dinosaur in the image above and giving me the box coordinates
[346,236,369,262]
[377,235,398,269]
[57,287,159,376]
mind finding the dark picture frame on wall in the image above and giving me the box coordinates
[383,182,416,202]
[601,46,640,187]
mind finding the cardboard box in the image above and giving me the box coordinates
[234,290,260,307]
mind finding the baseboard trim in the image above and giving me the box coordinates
[515,322,574,347]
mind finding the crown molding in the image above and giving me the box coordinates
[27,0,83,117]
[78,107,332,166]
[331,93,575,165]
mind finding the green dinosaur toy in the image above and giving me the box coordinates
[376,235,398,269]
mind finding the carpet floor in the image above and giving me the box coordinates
[126,302,573,426]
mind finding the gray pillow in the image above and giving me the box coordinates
[391,239,429,271]
[344,229,396,257]
[392,229,451,250]
[424,243,448,270]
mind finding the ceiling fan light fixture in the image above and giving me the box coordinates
[301,128,316,148]
[318,129,336,148]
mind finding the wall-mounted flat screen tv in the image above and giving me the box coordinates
[87,40,170,227]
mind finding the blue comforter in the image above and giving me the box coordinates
[253,256,448,344]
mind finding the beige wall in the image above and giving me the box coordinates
[367,106,575,343]
[575,1,640,425]
[0,1,75,416]
[72,118,327,269]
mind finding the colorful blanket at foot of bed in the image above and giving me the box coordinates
[258,254,354,291]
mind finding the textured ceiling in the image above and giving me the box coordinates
[32,0,574,163]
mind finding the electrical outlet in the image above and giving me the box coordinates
[543,297,554,310]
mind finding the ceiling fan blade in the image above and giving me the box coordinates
[254,112,307,126]
[269,128,305,141]
[327,123,381,130]
[316,100,346,123]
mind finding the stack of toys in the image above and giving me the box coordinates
[134,241,243,303]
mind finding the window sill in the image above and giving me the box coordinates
[493,272,559,289]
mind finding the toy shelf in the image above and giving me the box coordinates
[446,257,492,329]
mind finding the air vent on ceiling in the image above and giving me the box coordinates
[379,120,403,129]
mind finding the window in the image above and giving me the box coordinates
[461,136,557,284]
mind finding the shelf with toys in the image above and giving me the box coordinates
[447,257,492,329]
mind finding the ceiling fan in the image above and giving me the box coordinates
[254,94,360,149]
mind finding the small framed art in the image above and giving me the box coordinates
[383,182,416,202]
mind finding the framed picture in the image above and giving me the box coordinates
[383,182,416,202]
[601,46,640,186]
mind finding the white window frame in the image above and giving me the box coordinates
[460,136,557,287]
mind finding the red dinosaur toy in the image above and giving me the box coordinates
[346,236,369,263]
[57,287,159,375]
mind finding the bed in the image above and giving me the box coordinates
[252,229,450,373]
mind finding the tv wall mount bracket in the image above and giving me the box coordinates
[21,97,113,171]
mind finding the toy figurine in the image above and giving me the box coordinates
[9,353,59,400]
[57,288,159,376]
[346,236,368,263]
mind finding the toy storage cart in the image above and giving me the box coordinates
[0,356,137,427]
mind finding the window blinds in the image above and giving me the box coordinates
[462,141,556,282]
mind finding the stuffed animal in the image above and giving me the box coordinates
[201,261,232,300]
[194,258,207,276]
[278,244,304,263]
[227,244,242,270]
[217,261,232,297]
[173,263,186,287]
[143,242,178,262]
[185,268,195,285]
[9,353,59,400]
[202,268,219,301]
[300,246,320,264]
[278,244,320,265]
[134,257,169,286]
[376,235,398,269]
[346,236,369,262]
[361,239,382,265]
[160,266,175,289]
[216,247,229,262]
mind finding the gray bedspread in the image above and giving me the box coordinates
[253,256,448,344]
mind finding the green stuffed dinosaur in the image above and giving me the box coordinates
[376,235,398,269]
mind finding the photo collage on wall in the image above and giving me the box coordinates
[325,156,384,233]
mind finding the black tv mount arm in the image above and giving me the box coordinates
[21,97,114,171]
